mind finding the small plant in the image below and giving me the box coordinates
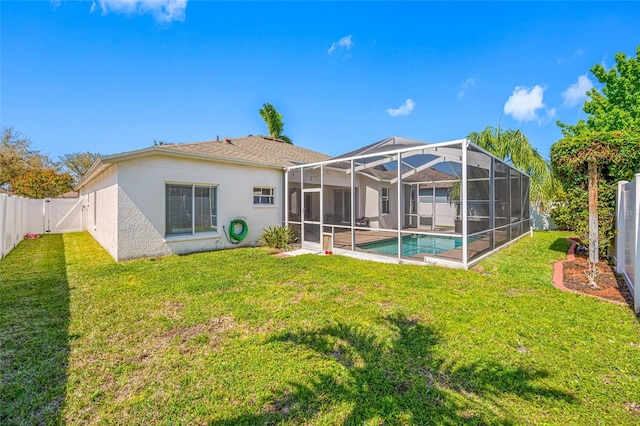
[583,260,601,289]
[257,225,298,251]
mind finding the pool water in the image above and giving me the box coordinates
[359,234,465,257]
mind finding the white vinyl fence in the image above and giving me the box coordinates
[0,194,83,259]
[616,174,640,315]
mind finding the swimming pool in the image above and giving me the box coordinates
[359,234,466,257]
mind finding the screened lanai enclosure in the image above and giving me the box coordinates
[285,137,531,268]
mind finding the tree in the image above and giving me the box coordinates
[0,126,53,190]
[551,46,640,267]
[468,126,561,211]
[10,169,74,199]
[551,131,640,285]
[59,151,101,184]
[558,46,640,136]
[259,103,293,144]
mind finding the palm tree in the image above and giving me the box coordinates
[259,103,292,144]
[468,126,561,212]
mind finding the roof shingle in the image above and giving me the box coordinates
[159,136,330,167]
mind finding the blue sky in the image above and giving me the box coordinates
[2,1,639,162]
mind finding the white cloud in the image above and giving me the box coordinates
[90,0,187,23]
[562,74,593,107]
[386,99,415,117]
[503,85,545,122]
[546,107,557,121]
[328,35,353,55]
[557,48,584,65]
[457,77,477,98]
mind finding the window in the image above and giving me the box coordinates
[419,188,450,203]
[381,187,390,214]
[253,187,275,205]
[166,184,217,236]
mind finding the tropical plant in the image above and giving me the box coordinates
[258,225,298,251]
[468,126,561,211]
[259,103,293,144]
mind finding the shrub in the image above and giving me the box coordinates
[258,225,298,251]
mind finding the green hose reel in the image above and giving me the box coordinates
[224,218,248,244]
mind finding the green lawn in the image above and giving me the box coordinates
[1,231,640,425]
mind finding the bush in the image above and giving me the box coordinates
[258,225,298,251]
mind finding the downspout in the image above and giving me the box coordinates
[284,168,289,227]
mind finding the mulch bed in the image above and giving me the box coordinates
[559,238,634,307]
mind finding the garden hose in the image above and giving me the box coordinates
[223,219,248,244]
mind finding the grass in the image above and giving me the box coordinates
[1,231,639,424]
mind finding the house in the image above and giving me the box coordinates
[77,135,530,268]
[76,136,329,261]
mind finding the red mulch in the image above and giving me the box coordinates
[562,239,633,306]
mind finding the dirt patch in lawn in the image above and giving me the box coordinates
[557,238,633,307]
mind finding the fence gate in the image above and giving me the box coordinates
[45,198,84,234]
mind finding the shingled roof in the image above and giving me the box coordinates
[160,136,329,168]
[77,136,330,190]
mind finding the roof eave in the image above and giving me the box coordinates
[75,147,288,190]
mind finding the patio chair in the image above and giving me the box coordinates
[356,217,370,227]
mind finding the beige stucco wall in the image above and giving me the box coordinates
[115,155,283,260]
[358,175,398,229]
[79,164,119,260]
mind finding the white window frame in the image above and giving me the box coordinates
[381,186,390,215]
[253,187,276,206]
[165,183,218,237]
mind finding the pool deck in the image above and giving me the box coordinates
[328,227,498,264]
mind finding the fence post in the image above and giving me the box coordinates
[17,197,24,247]
[616,180,628,274]
[11,196,17,249]
[0,194,6,258]
[634,175,640,315]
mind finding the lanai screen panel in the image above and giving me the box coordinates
[353,153,400,231]
[510,168,524,240]
[398,145,463,263]
[466,146,493,261]
[322,161,353,251]
[522,175,531,235]
[302,165,321,244]
[322,161,352,227]
[287,168,302,240]
[397,143,464,233]
[351,153,400,260]
[494,160,510,249]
